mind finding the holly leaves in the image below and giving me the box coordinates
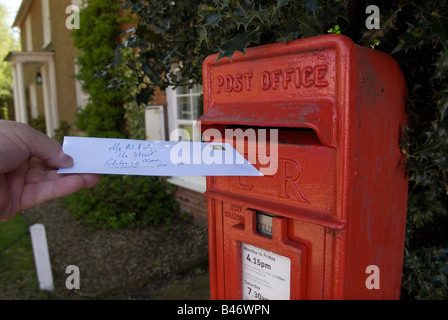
[198,0,349,61]
[217,27,262,60]
[392,1,448,53]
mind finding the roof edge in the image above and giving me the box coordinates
[12,0,33,28]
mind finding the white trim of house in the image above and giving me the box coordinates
[41,0,52,48]
[29,83,38,118]
[167,176,206,194]
[5,51,59,137]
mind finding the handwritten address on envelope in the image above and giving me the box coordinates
[57,136,263,176]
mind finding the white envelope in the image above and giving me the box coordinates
[57,136,263,177]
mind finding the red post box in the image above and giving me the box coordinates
[199,34,408,300]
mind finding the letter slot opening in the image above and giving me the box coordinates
[201,124,324,146]
[198,99,336,147]
[199,124,327,176]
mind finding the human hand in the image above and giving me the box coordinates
[0,120,100,221]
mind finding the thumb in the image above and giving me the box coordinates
[14,121,74,169]
[50,151,74,169]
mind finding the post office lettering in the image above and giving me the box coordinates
[216,64,329,93]
[217,73,254,93]
[261,64,329,91]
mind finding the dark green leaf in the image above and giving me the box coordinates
[305,0,321,15]
[206,14,221,27]
[298,13,322,38]
[276,0,294,10]
[430,14,448,51]
[326,1,349,22]
[275,20,301,42]
[392,19,432,54]
[440,90,448,121]
[238,11,259,30]
[434,156,448,171]
[217,27,262,61]
[432,51,448,79]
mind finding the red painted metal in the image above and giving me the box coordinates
[199,34,408,300]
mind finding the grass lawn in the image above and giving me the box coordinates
[0,214,50,299]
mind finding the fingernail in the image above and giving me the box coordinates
[61,153,74,168]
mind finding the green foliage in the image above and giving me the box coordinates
[65,175,178,230]
[198,0,349,60]
[0,95,13,120]
[390,2,448,299]
[402,246,448,299]
[0,3,20,119]
[117,0,448,299]
[28,115,46,134]
[118,0,350,105]
[53,120,72,145]
[72,0,136,138]
[124,100,146,140]
[120,0,207,104]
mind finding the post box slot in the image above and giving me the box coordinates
[230,125,322,146]
[198,99,336,147]
[202,124,324,147]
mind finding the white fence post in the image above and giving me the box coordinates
[29,224,54,291]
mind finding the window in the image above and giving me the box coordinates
[42,0,51,48]
[167,83,203,142]
[166,83,206,193]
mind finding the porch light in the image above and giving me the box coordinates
[36,72,42,85]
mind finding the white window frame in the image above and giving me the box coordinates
[167,84,203,142]
[166,84,206,193]
[42,0,51,48]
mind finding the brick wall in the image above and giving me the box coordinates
[174,187,208,228]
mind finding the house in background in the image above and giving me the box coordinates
[4,0,87,137]
[5,0,207,227]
